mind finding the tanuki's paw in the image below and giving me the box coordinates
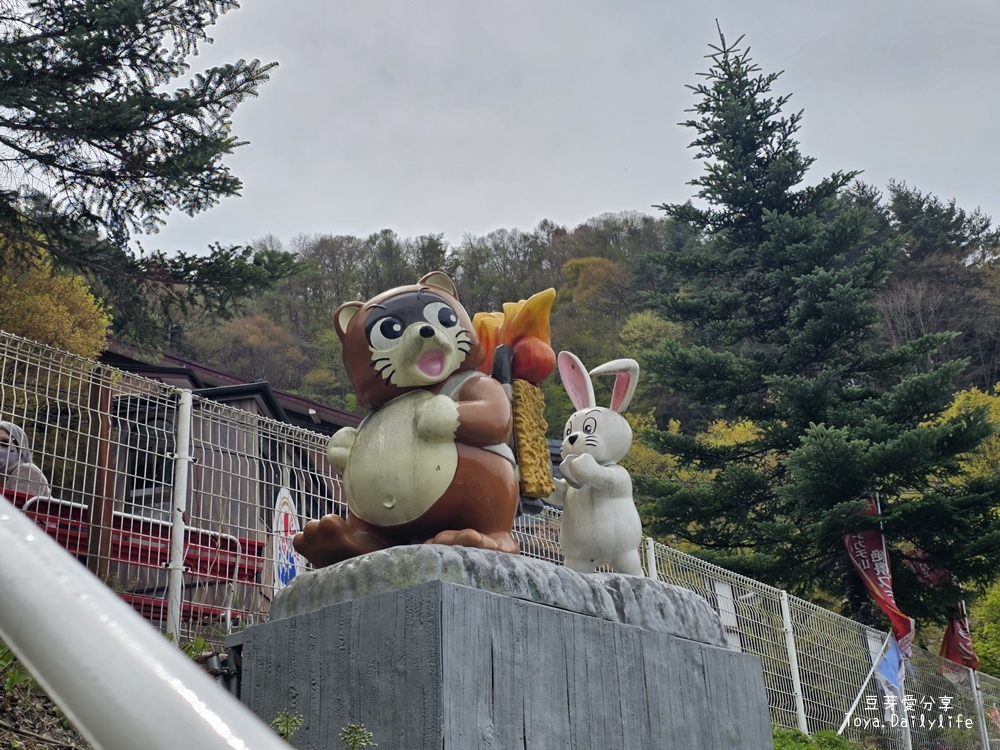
[426,528,520,555]
[294,514,390,568]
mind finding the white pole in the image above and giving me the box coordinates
[899,674,913,750]
[970,667,992,750]
[779,589,809,734]
[166,390,194,644]
[838,633,891,735]
[0,494,289,750]
[872,491,913,750]
[963,597,993,750]
[644,537,659,580]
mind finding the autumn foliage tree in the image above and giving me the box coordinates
[0,246,110,358]
[191,315,307,391]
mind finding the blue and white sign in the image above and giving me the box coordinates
[273,488,305,592]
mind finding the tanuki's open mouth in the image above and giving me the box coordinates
[417,349,446,378]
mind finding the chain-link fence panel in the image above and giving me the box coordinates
[0,331,347,647]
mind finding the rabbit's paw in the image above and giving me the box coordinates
[563,453,600,484]
[546,477,569,507]
[560,455,584,488]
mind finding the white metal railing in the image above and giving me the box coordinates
[0,492,290,750]
[3,328,1000,749]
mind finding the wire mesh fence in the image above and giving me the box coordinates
[2,328,997,747]
[646,541,806,730]
[977,672,1000,748]
[0,331,345,645]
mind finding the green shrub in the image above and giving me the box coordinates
[773,727,869,749]
[271,709,303,743]
[340,723,377,749]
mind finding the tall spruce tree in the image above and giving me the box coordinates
[639,29,1000,624]
[0,0,297,345]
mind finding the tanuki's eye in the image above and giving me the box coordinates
[424,302,457,328]
[369,316,405,350]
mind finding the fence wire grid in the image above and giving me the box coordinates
[3,329,999,748]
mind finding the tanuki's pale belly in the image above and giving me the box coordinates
[345,390,459,526]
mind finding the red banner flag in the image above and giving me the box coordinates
[940,611,980,681]
[905,547,956,591]
[989,705,1000,732]
[844,494,915,655]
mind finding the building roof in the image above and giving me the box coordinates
[101,344,362,435]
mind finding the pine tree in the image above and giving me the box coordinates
[639,28,1000,623]
[0,0,297,345]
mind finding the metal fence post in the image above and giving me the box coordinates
[166,390,194,644]
[644,537,658,580]
[971,667,993,750]
[86,370,116,580]
[779,589,809,733]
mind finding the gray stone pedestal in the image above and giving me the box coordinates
[235,546,774,749]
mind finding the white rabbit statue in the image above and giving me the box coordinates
[548,351,644,575]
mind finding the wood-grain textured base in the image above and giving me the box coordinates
[236,580,774,749]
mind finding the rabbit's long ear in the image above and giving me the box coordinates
[558,351,595,411]
[590,359,640,413]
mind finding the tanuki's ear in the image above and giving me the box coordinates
[335,302,363,340]
[419,271,459,300]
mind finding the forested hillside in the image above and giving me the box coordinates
[164,33,1000,638]
[172,188,1000,425]
[169,211,687,426]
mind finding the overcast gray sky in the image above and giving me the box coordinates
[143,0,1000,254]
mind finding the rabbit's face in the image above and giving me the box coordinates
[561,408,632,465]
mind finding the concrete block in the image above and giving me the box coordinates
[270,544,728,646]
[238,549,773,749]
